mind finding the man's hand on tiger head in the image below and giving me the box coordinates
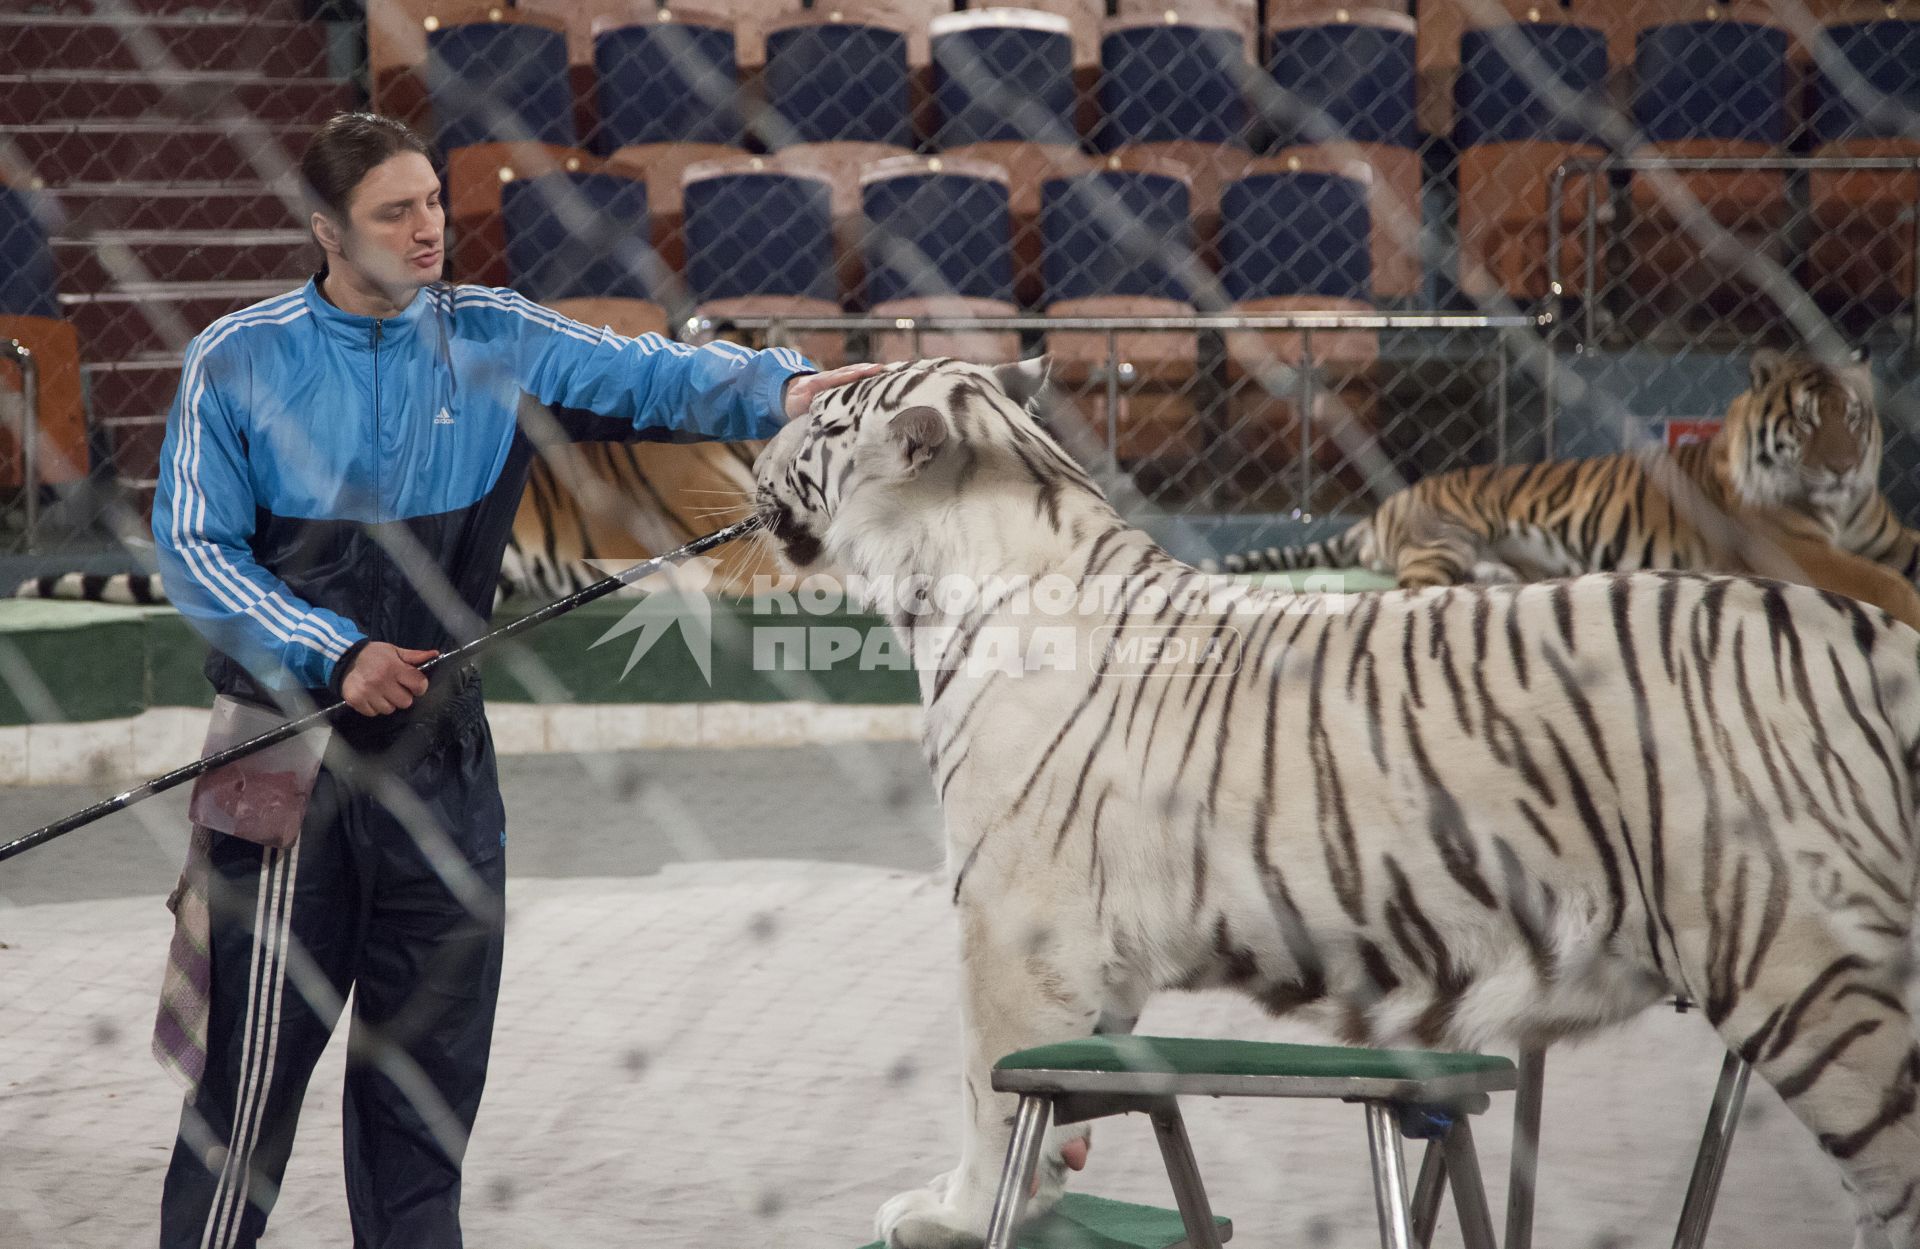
[784,362,887,420]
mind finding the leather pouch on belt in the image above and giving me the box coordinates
[186,694,333,848]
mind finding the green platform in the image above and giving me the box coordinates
[997,1036,1513,1082]
[855,1192,1231,1249]
[0,568,1392,726]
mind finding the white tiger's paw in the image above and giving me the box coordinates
[875,1185,984,1249]
[1469,561,1523,585]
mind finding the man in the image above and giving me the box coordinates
[152,111,878,1248]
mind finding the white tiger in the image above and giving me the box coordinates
[754,358,1920,1249]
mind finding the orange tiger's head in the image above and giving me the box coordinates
[1726,349,1880,515]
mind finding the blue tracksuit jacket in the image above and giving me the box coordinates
[151,277,811,722]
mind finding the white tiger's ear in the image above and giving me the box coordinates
[992,356,1052,410]
[887,404,948,476]
[1749,348,1785,392]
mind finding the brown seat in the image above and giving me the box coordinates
[1808,135,1920,318]
[1042,294,1199,464]
[447,142,598,284]
[1115,0,1260,55]
[1456,140,1607,300]
[1218,294,1378,503]
[0,315,87,490]
[1623,137,1789,315]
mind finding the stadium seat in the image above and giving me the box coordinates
[1264,7,1421,298]
[1625,19,1789,320]
[501,165,666,338]
[1117,0,1260,53]
[426,8,574,152]
[927,8,1091,305]
[682,157,845,366]
[860,155,1020,363]
[1452,13,1609,300]
[1011,0,1106,78]
[928,9,1085,207]
[761,5,916,220]
[424,8,581,285]
[1217,164,1378,495]
[0,179,85,491]
[1095,11,1256,235]
[1592,1,1781,67]
[366,0,440,127]
[511,0,662,141]
[1040,164,1199,462]
[1415,0,1607,138]
[1806,18,1920,319]
[594,11,748,275]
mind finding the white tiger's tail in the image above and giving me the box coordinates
[13,572,167,605]
[1203,523,1368,575]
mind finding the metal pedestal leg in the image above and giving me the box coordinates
[1409,1139,1449,1247]
[1506,1047,1546,1249]
[1442,1117,1499,1249]
[985,1096,1054,1249]
[1366,1102,1418,1249]
[1149,1100,1225,1249]
[1672,1050,1752,1249]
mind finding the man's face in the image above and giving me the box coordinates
[322,151,445,296]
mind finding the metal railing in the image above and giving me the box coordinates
[690,310,1554,522]
[2,338,39,553]
[1546,152,1920,350]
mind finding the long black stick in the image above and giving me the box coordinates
[0,517,761,866]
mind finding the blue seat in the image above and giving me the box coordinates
[1041,169,1193,306]
[683,166,837,307]
[426,15,574,151]
[763,16,913,149]
[859,158,1021,361]
[1633,21,1786,146]
[501,170,653,303]
[1454,20,1607,150]
[861,165,1016,307]
[930,10,1078,149]
[593,18,744,153]
[1095,19,1250,152]
[0,184,58,320]
[1263,11,1421,297]
[1264,19,1416,150]
[1808,19,1920,144]
[1218,171,1371,304]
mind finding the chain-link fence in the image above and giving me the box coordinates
[6,4,1920,1247]
[2,0,1915,566]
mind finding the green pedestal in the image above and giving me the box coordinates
[855,1192,1231,1249]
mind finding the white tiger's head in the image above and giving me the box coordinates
[1729,349,1881,514]
[752,357,1123,589]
